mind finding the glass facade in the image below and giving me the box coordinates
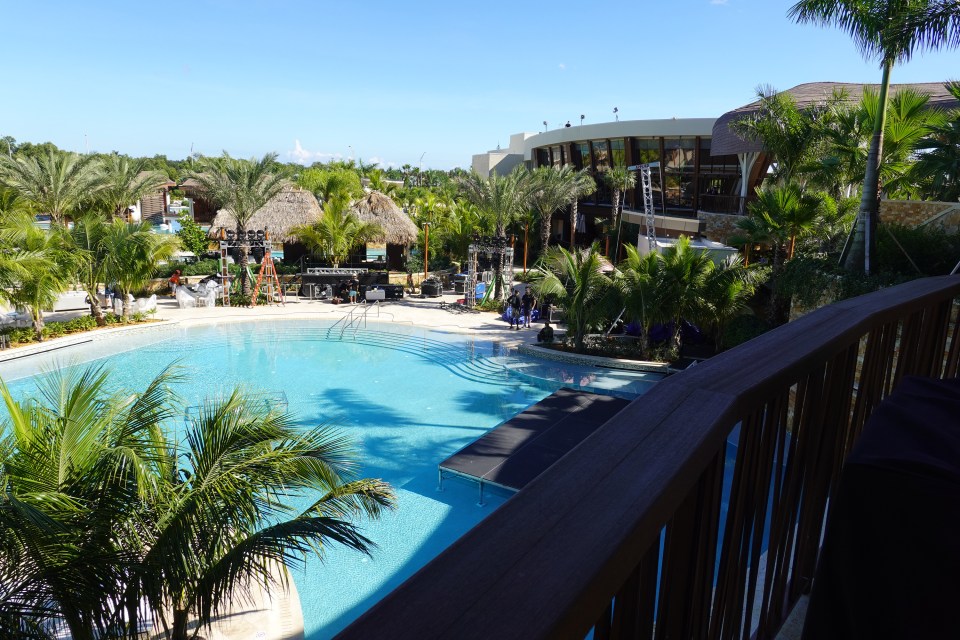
[531,132,727,216]
[610,139,626,168]
[550,146,564,167]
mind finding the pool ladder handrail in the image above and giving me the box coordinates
[332,300,380,340]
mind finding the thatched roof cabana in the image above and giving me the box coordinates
[351,191,419,245]
[207,186,322,242]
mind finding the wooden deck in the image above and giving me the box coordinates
[439,388,629,504]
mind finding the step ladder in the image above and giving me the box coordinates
[252,247,284,306]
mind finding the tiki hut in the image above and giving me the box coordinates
[208,185,323,263]
[351,191,419,270]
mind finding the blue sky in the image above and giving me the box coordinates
[2,0,958,170]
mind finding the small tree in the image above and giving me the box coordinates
[0,215,76,340]
[102,220,178,319]
[175,213,210,257]
[534,243,613,352]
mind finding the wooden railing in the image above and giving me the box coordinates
[336,276,960,640]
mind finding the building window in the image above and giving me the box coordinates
[573,142,592,171]
[535,148,549,167]
[610,138,626,167]
[629,138,662,211]
[662,137,696,210]
[551,145,564,167]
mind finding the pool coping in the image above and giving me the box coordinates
[517,343,672,374]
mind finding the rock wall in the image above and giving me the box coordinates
[880,200,960,231]
[699,211,743,245]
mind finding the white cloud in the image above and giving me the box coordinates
[287,139,338,165]
[558,63,566,71]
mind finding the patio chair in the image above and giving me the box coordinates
[176,287,197,309]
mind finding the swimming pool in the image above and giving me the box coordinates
[0,320,661,638]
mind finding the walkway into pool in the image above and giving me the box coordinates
[438,388,630,504]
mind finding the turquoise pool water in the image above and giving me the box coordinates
[0,320,661,638]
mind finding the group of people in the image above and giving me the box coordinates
[337,278,360,303]
[506,288,536,330]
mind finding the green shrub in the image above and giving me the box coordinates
[4,327,35,345]
[61,316,97,332]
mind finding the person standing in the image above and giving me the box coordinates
[507,289,521,330]
[168,269,182,296]
[521,289,536,328]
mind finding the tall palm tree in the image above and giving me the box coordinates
[529,166,577,258]
[728,213,776,267]
[189,154,285,296]
[293,195,382,269]
[602,166,637,258]
[101,219,179,318]
[568,168,597,250]
[96,155,170,220]
[0,150,102,225]
[457,168,531,300]
[789,0,960,274]
[0,215,76,340]
[534,243,613,351]
[296,167,363,204]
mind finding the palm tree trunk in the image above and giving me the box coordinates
[32,310,44,342]
[607,189,620,257]
[569,202,578,250]
[86,286,106,326]
[540,212,551,258]
[493,219,505,301]
[844,61,891,275]
[237,224,251,297]
[171,607,190,640]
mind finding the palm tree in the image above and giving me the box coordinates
[0,365,180,640]
[747,183,823,325]
[457,168,531,300]
[654,236,718,349]
[0,214,76,340]
[101,220,178,318]
[136,389,395,640]
[615,244,660,352]
[68,214,111,325]
[0,150,101,225]
[789,0,960,274]
[293,195,382,269]
[0,365,395,640]
[529,166,578,259]
[534,243,613,351]
[602,166,637,259]
[699,255,767,349]
[189,154,285,296]
[912,82,960,201]
[568,169,597,250]
[728,213,776,267]
[96,155,170,220]
[750,183,822,262]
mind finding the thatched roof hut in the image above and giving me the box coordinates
[207,186,322,242]
[351,191,419,245]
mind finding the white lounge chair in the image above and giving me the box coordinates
[134,294,158,313]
